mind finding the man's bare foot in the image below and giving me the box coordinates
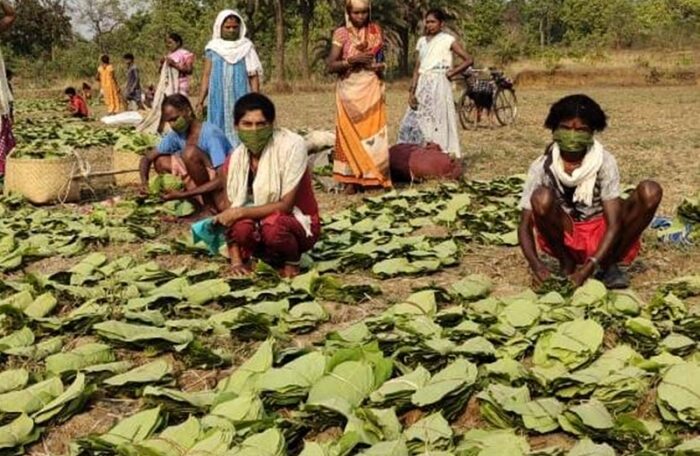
[230,262,253,277]
[279,263,300,278]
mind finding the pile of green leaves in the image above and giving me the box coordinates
[0,254,700,455]
[312,178,523,276]
[114,130,159,155]
[45,273,699,455]
[0,196,160,272]
[13,120,122,159]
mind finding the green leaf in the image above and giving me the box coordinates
[104,359,173,387]
[217,339,274,395]
[0,414,37,451]
[412,359,477,408]
[404,412,453,450]
[656,362,700,426]
[0,327,35,352]
[455,428,530,456]
[93,321,194,351]
[451,274,492,301]
[45,343,115,375]
[33,373,89,423]
[370,366,431,406]
[93,407,163,447]
[0,377,63,414]
[229,428,285,456]
[307,360,375,417]
[357,438,409,456]
[567,439,616,456]
[23,292,57,319]
[0,369,29,394]
[533,320,604,369]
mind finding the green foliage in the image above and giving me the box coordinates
[3,0,700,87]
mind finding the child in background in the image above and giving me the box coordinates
[82,82,93,104]
[144,84,155,109]
[123,53,145,110]
[65,87,89,118]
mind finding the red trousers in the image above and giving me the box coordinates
[227,212,320,265]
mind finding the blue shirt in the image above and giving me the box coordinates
[157,122,232,168]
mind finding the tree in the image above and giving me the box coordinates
[273,0,287,86]
[6,0,72,59]
[298,0,315,80]
[71,0,129,52]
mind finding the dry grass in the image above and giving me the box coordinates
[21,84,700,453]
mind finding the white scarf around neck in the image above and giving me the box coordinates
[550,139,604,207]
[205,10,255,66]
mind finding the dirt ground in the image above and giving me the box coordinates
[23,84,700,454]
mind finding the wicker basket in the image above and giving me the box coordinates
[4,153,80,204]
[79,147,115,189]
[113,150,142,186]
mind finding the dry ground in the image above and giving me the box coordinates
[23,84,700,454]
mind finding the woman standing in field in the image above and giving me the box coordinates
[96,55,122,115]
[0,0,15,178]
[326,0,391,193]
[398,9,473,157]
[165,32,194,96]
[197,10,263,148]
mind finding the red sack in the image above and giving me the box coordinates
[389,143,463,182]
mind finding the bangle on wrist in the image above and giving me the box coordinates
[587,256,601,272]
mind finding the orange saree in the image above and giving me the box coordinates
[332,23,391,188]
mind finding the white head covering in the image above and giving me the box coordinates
[205,10,255,66]
[345,0,371,27]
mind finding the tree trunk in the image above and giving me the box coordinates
[273,0,287,88]
[246,0,257,39]
[399,26,410,76]
[300,0,311,80]
[539,18,545,47]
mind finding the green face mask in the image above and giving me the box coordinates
[221,29,238,41]
[170,116,189,134]
[553,128,594,154]
[239,126,274,156]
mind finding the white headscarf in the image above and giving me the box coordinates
[345,0,371,27]
[205,9,262,73]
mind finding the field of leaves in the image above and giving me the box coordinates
[0,86,697,455]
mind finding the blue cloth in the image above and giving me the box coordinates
[191,218,226,255]
[206,50,250,149]
[157,121,232,168]
[651,216,694,245]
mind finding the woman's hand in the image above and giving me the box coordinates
[408,93,418,110]
[531,261,551,286]
[214,207,246,227]
[229,262,253,277]
[349,52,374,67]
[161,190,185,201]
[195,101,204,117]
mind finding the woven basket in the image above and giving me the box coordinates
[4,153,80,204]
[79,147,115,189]
[113,150,142,186]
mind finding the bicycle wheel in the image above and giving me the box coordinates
[494,88,518,126]
[458,91,478,130]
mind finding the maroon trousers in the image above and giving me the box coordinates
[227,212,320,265]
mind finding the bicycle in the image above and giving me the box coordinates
[456,67,518,130]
